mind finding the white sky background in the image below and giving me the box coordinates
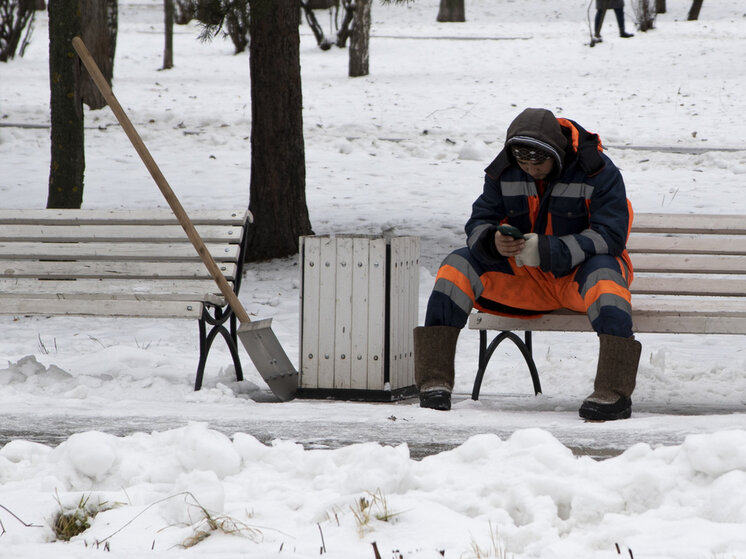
[1,1,746,557]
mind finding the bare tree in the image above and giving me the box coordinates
[630,0,656,32]
[437,0,464,22]
[78,0,117,110]
[163,0,174,68]
[224,0,249,54]
[174,0,196,24]
[191,0,249,54]
[193,0,313,260]
[0,0,35,62]
[48,0,85,209]
[687,0,703,21]
[245,0,313,260]
[344,0,408,77]
[348,0,370,77]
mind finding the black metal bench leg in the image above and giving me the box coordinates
[471,330,542,400]
[195,319,208,391]
[523,331,541,395]
[471,330,489,400]
[195,321,242,390]
[230,313,244,382]
[194,309,245,391]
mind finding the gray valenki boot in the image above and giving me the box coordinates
[579,334,642,421]
[413,325,460,411]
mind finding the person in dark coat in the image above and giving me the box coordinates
[595,0,634,40]
[414,108,642,421]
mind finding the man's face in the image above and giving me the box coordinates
[516,158,554,180]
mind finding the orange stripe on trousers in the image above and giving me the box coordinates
[583,279,631,309]
[436,264,476,303]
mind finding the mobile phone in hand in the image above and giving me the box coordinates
[496,224,525,239]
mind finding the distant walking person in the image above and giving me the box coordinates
[594,0,634,41]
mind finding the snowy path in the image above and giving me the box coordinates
[3,392,744,460]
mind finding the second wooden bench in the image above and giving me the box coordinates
[469,213,746,399]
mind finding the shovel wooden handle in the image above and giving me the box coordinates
[72,36,251,324]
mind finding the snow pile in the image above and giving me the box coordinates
[2,424,746,558]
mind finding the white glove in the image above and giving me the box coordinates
[515,233,540,267]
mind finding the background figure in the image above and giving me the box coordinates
[594,0,634,40]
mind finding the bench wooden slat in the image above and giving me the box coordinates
[0,260,238,280]
[631,253,746,274]
[632,213,746,234]
[0,278,229,305]
[627,235,746,255]
[469,306,746,335]
[632,297,746,315]
[0,224,245,243]
[0,242,240,261]
[0,209,251,226]
[631,276,746,297]
[0,298,204,318]
[485,313,746,335]
[472,297,746,319]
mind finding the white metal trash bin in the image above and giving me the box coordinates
[298,234,420,400]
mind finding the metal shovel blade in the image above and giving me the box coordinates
[238,318,299,401]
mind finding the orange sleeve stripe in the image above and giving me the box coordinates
[436,264,476,303]
[583,280,631,307]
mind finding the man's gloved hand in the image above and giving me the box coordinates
[515,233,540,267]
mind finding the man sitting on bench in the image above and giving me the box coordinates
[415,107,642,420]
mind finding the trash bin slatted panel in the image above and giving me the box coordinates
[367,239,387,390]
[300,237,321,389]
[333,237,353,390]
[317,238,338,390]
[351,237,372,390]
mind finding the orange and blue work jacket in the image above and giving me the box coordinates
[466,118,634,280]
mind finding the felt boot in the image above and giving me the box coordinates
[413,325,459,411]
[579,334,642,421]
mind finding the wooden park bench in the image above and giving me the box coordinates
[469,213,746,399]
[0,208,251,391]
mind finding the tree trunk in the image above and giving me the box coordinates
[163,0,173,68]
[78,0,117,110]
[436,0,464,22]
[687,0,703,20]
[225,0,250,54]
[348,0,370,77]
[0,0,34,62]
[174,0,195,24]
[638,0,654,31]
[655,0,666,14]
[48,0,85,209]
[246,0,312,261]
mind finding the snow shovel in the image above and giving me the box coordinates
[72,37,298,401]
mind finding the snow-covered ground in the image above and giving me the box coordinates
[0,0,745,557]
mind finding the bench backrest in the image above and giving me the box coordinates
[0,209,251,318]
[627,213,746,298]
